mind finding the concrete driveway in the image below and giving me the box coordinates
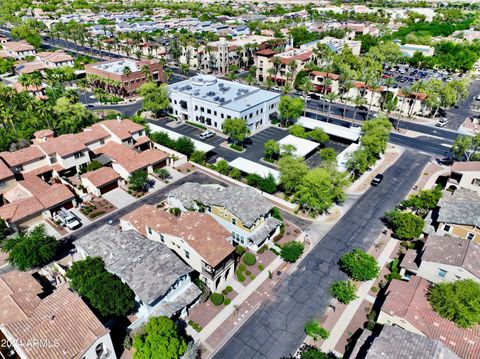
[102,187,136,208]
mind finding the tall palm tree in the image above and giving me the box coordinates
[123,66,132,76]
[353,96,367,122]
[272,56,281,84]
[141,65,152,81]
[366,77,381,120]
[299,79,314,116]
[399,85,412,126]
[325,92,339,122]
[322,77,333,112]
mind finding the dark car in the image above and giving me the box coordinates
[371,174,384,186]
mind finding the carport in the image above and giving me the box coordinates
[228,157,280,183]
[278,135,319,158]
[298,116,361,143]
[148,124,215,153]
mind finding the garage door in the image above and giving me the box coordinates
[153,160,167,171]
[100,181,119,195]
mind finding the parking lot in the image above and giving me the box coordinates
[382,64,457,89]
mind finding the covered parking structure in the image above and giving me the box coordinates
[297,116,361,143]
[228,157,280,183]
[277,135,319,158]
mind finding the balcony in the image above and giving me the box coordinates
[201,257,234,280]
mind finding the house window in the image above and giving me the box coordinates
[207,207,211,213]
[467,232,475,241]
[443,224,451,232]
[147,227,152,235]
[438,269,447,278]
[74,152,85,159]
[472,178,480,186]
[232,218,236,225]
[95,343,104,358]
[159,234,165,242]
[100,139,105,145]
[185,250,190,259]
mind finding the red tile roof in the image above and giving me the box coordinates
[382,276,480,359]
[0,146,45,167]
[256,49,276,56]
[3,286,110,359]
[122,204,235,267]
[99,119,144,140]
[0,158,14,181]
[33,129,54,139]
[81,167,120,188]
[311,71,340,80]
[76,125,110,145]
[5,41,34,52]
[398,90,427,101]
[133,135,151,147]
[94,142,168,173]
[38,134,87,157]
[0,271,43,325]
[451,161,480,172]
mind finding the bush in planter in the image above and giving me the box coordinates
[225,286,233,292]
[250,275,255,280]
[235,245,246,257]
[258,264,265,271]
[169,207,181,216]
[224,298,231,305]
[222,289,229,296]
[210,293,224,306]
[237,273,245,282]
[245,270,251,276]
[238,264,246,272]
[243,253,256,266]
[280,241,304,263]
[331,280,357,304]
[304,320,330,340]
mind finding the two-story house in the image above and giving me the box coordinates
[435,188,480,244]
[75,224,201,330]
[447,161,480,194]
[4,41,36,59]
[167,182,282,251]
[399,235,480,284]
[121,204,236,291]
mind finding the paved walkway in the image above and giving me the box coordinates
[194,256,284,342]
[320,235,398,353]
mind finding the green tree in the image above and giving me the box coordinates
[133,316,187,359]
[264,139,280,160]
[295,168,348,216]
[452,134,480,161]
[278,96,304,126]
[85,160,103,172]
[339,249,380,281]
[319,148,337,167]
[137,83,170,117]
[66,257,135,317]
[128,170,149,192]
[175,136,195,157]
[401,186,442,211]
[222,118,249,147]
[384,209,424,240]
[278,156,308,195]
[229,168,241,180]
[289,124,307,138]
[2,225,57,271]
[346,148,370,177]
[0,219,8,242]
[331,280,357,304]
[429,279,480,328]
[309,128,329,144]
[11,20,42,48]
[304,320,330,341]
[280,241,305,263]
[215,159,230,175]
[259,173,277,194]
[190,150,206,165]
[53,96,97,134]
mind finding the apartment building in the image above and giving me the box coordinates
[75,224,201,330]
[256,48,313,84]
[85,59,164,97]
[121,204,236,291]
[168,183,282,251]
[168,75,280,132]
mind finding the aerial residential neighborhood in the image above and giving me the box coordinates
[1,1,480,359]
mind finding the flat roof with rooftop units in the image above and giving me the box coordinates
[92,59,140,74]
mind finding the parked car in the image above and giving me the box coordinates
[300,95,312,101]
[371,174,384,186]
[54,208,81,230]
[436,118,449,127]
[199,130,215,140]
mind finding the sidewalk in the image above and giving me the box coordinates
[320,235,398,353]
[194,256,284,343]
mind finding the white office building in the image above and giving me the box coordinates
[168,75,280,132]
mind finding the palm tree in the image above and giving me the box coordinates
[272,56,281,84]
[398,85,412,128]
[123,66,132,76]
[322,77,333,112]
[180,63,189,75]
[353,96,367,122]
[325,92,338,122]
[299,79,314,116]
[288,59,298,85]
[264,78,274,90]
[366,77,381,120]
[141,65,152,81]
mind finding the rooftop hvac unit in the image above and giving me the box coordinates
[219,98,225,103]
[185,85,192,90]
[213,96,219,101]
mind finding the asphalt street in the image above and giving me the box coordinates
[214,150,430,359]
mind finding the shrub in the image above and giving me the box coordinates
[169,207,181,216]
[222,289,229,296]
[331,280,357,304]
[238,263,246,272]
[188,320,202,332]
[230,168,241,179]
[371,286,378,293]
[190,150,206,165]
[339,249,380,281]
[250,275,255,280]
[384,209,424,240]
[230,143,243,151]
[224,298,232,305]
[245,270,251,276]
[304,320,330,340]
[271,207,283,221]
[257,244,268,254]
[225,285,233,293]
[243,253,256,266]
[235,245,246,257]
[280,241,305,263]
[237,273,245,282]
[258,264,265,271]
[155,168,170,180]
[210,293,224,306]
[89,211,106,219]
[385,259,402,281]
